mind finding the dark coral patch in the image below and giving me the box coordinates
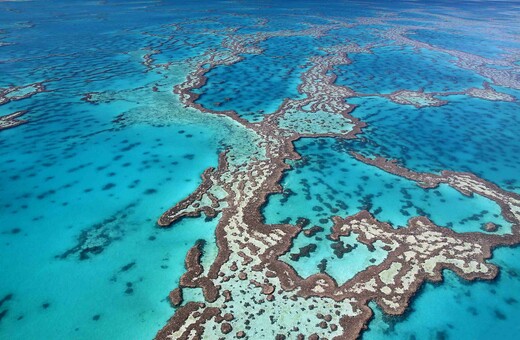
[102,183,116,191]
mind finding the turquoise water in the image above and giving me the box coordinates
[335,46,487,93]
[264,138,510,233]
[279,230,390,285]
[194,34,318,121]
[263,138,512,283]
[0,2,227,338]
[0,75,223,339]
[0,118,221,339]
[365,246,520,339]
[410,28,520,60]
[346,96,520,193]
[1,0,520,339]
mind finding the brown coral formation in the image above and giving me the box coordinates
[151,25,520,340]
[350,152,520,233]
[385,89,448,108]
[380,27,520,90]
[0,82,46,106]
[0,82,47,131]
[329,211,499,314]
[465,82,516,102]
[154,29,373,339]
[121,13,520,340]
[159,153,229,226]
[383,82,516,107]
[0,110,28,131]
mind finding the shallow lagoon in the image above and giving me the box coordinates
[264,138,510,233]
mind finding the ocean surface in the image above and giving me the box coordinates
[1,1,520,339]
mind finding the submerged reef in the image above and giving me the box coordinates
[3,2,520,339]
[0,110,28,130]
[146,10,520,340]
[0,82,46,106]
[0,82,47,130]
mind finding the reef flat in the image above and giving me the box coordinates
[153,11,520,338]
[1,1,520,339]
